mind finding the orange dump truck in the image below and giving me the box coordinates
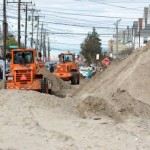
[5,48,52,94]
[54,51,80,85]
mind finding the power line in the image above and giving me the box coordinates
[40,10,138,20]
[96,0,150,3]
[88,0,143,11]
[40,20,139,30]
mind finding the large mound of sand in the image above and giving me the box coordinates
[0,90,77,149]
[74,42,150,121]
[76,45,150,103]
[76,89,150,121]
[0,89,150,150]
[0,90,74,122]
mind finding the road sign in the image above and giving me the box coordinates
[102,57,110,66]
[96,54,99,60]
[9,45,18,49]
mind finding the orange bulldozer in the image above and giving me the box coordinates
[4,48,52,94]
[54,51,80,85]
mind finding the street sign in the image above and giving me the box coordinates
[96,54,99,60]
[9,45,18,49]
[102,57,110,66]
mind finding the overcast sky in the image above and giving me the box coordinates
[0,0,150,58]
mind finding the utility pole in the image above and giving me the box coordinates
[3,0,7,79]
[31,8,35,48]
[30,9,41,48]
[7,0,32,48]
[40,23,43,54]
[114,19,121,59]
[48,37,50,62]
[43,29,46,62]
[127,26,129,42]
[18,0,21,48]
[123,31,125,45]
[25,3,28,48]
[35,15,45,50]
[24,3,34,48]
[36,15,39,50]
[139,31,140,47]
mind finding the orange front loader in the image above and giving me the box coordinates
[5,49,52,94]
[54,51,80,85]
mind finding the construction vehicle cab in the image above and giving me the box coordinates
[54,51,80,85]
[5,49,52,94]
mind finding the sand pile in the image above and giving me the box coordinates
[39,67,70,91]
[1,89,150,150]
[34,67,72,97]
[75,42,150,120]
[0,79,5,89]
[0,89,78,149]
[76,89,150,121]
[82,44,150,103]
[0,90,74,122]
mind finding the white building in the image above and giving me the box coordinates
[134,6,150,48]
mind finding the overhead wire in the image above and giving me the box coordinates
[88,0,144,11]
[1,0,147,52]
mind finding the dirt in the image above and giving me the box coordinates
[76,89,150,122]
[0,42,150,149]
[0,79,5,89]
[39,67,71,97]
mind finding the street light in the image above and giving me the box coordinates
[114,19,121,58]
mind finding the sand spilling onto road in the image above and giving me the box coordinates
[39,67,71,97]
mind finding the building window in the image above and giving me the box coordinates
[143,37,148,44]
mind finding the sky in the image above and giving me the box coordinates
[0,0,150,59]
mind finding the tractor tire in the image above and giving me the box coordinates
[41,78,52,94]
[41,78,48,94]
[71,72,77,85]
[4,80,7,89]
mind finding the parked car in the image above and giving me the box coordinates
[6,62,10,74]
[0,60,3,68]
[0,60,11,75]
[45,61,57,69]
[45,61,57,73]
[79,66,88,77]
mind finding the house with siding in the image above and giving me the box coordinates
[134,6,150,48]
[112,26,133,53]
[109,5,150,54]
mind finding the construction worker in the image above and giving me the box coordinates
[49,64,54,73]
[86,67,92,79]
